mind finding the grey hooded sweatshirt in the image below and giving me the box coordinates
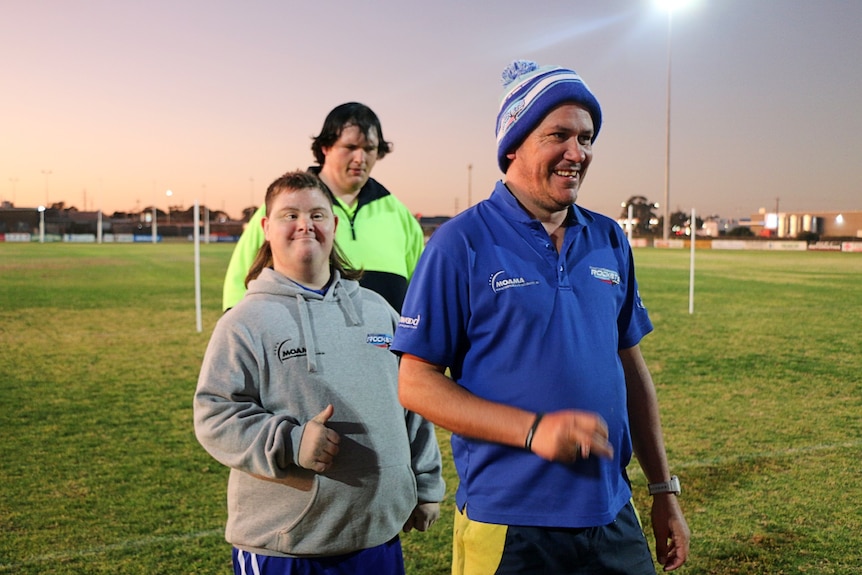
[194,268,445,558]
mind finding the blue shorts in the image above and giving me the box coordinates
[232,537,405,575]
[453,501,655,575]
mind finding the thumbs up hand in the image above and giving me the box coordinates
[297,404,341,473]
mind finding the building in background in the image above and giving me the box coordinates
[742,210,862,240]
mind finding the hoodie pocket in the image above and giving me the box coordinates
[276,463,417,556]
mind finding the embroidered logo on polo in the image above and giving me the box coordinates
[398,314,421,329]
[366,333,393,349]
[489,270,540,293]
[589,267,621,286]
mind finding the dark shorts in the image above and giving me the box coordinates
[453,501,656,575]
[232,537,405,575]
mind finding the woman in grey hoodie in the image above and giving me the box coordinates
[194,171,445,575]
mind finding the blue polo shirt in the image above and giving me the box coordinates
[391,182,653,528]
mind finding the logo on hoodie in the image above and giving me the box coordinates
[366,333,393,349]
[277,340,307,362]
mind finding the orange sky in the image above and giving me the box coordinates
[2,0,860,221]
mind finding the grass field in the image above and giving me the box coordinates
[1,243,860,574]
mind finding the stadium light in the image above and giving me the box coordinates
[656,0,692,9]
[656,0,694,241]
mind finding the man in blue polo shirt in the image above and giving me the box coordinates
[392,60,690,574]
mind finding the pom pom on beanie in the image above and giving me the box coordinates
[495,60,602,173]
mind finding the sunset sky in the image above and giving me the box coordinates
[2,0,860,221]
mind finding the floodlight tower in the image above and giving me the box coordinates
[656,0,692,241]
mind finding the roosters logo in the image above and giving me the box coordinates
[499,100,525,133]
[589,267,621,286]
[366,333,393,349]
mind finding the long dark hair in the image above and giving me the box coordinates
[244,171,362,287]
[310,102,393,165]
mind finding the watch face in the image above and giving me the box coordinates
[649,476,681,495]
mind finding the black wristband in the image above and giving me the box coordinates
[524,412,544,451]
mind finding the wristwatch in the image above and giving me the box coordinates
[648,475,681,496]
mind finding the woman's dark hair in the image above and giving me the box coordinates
[244,171,362,287]
[310,102,393,165]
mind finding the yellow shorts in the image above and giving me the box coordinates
[451,501,654,575]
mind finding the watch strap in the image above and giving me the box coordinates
[648,475,681,495]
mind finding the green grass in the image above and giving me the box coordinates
[629,249,862,574]
[1,244,860,573]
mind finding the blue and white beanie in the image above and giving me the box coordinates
[495,60,602,173]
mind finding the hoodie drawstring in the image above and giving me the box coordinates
[295,293,319,373]
[336,288,362,327]
[294,277,362,373]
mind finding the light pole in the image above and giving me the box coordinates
[166,189,173,226]
[202,184,210,244]
[38,205,46,243]
[656,0,692,241]
[662,8,673,241]
[152,203,158,243]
